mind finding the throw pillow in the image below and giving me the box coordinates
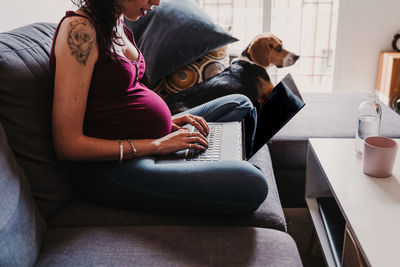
[124,0,238,88]
[153,45,230,98]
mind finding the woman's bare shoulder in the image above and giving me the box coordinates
[56,14,98,66]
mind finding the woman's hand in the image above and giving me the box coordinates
[172,114,209,136]
[153,129,208,155]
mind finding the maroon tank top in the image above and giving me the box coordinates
[50,11,172,140]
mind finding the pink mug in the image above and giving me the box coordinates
[363,136,398,178]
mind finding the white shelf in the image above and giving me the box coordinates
[305,197,336,267]
[306,138,400,267]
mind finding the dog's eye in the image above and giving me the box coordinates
[269,44,274,49]
[276,45,282,52]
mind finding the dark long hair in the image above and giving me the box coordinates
[71,0,122,57]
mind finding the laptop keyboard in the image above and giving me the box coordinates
[186,124,222,161]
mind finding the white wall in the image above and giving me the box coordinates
[0,0,74,32]
[333,0,400,92]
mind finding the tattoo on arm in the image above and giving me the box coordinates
[67,20,95,66]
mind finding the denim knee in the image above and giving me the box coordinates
[231,94,253,109]
[246,165,268,211]
[224,160,268,212]
[208,95,254,122]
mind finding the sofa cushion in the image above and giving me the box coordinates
[36,226,302,267]
[124,0,238,87]
[0,23,73,219]
[269,91,400,207]
[0,122,46,266]
[49,144,287,231]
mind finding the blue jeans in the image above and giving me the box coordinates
[71,94,268,215]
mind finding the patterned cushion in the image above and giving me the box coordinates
[153,45,230,98]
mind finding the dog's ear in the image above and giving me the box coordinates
[248,36,271,67]
[265,35,283,50]
[270,34,282,44]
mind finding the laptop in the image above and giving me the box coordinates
[156,73,305,164]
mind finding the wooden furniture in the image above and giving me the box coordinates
[376,51,400,109]
[342,227,367,267]
[306,138,400,267]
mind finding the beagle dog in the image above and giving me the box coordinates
[164,33,299,114]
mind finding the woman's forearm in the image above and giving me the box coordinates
[54,134,159,161]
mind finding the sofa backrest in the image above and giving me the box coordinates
[0,23,73,220]
[0,122,46,266]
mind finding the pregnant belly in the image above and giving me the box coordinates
[85,87,172,140]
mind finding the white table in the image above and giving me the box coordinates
[306,138,400,267]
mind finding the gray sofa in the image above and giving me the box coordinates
[0,23,302,266]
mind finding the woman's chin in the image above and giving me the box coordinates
[124,15,141,21]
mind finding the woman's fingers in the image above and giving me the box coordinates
[172,114,209,136]
[156,128,209,155]
[192,121,207,136]
[188,142,207,151]
[189,116,209,136]
[195,116,209,135]
[184,131,207,143]
[179,131,208,150]
[164,129,209,152]
[186,136,208,149]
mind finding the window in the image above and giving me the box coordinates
[196,0,339,91]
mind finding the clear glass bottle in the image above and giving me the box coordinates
[355,92,382,156]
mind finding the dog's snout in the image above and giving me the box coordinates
[282,53,299,67]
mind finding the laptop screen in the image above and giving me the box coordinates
[252,73,305,155]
